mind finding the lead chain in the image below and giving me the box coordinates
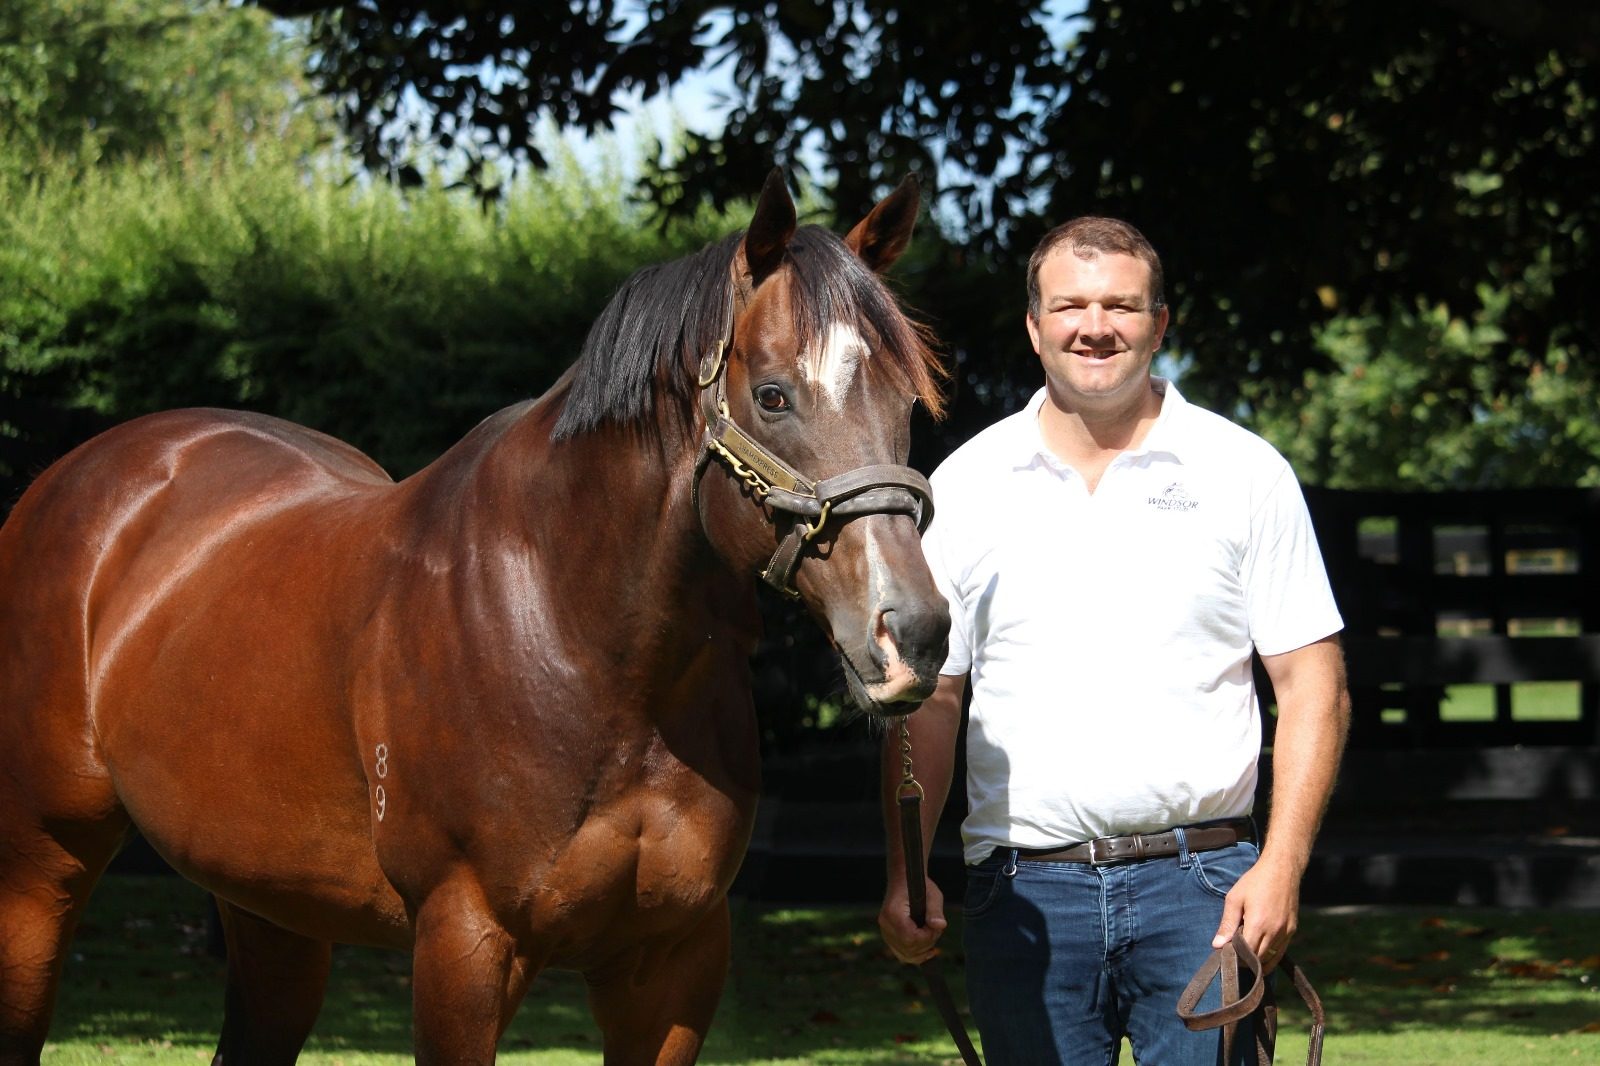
[706,437,772,502]
[898,716,918,791]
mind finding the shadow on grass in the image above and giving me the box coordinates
[51,876,1600,1061]
[1282,906,1600,1040]
[53,876,967,1063]
[56,876,603,1060]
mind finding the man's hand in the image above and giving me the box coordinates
[1211,853,1300,972]
[878,673,964,967]
[878,876,948,965]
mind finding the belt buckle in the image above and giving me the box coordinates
[1087,837,1116,867]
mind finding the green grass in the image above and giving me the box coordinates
[1440,682,1582,722]
[39,876,1600,1064]
[1377,680,1583,725]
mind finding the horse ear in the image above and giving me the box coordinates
[741,169,797,286]
[844,175,920,273]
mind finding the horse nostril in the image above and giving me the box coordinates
[871,608,897,670]
[854,599,950,707]
[873,600,951,669]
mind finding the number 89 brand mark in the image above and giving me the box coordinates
[374,743,390,821]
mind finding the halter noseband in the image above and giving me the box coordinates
[692,315,935,599]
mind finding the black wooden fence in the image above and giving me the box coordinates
[1300,486,1600,748]
[742,486,1600,905]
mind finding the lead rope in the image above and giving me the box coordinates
[1176,921,1327,1065]
[896,718,984,1066]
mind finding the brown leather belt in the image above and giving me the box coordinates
[1013,818,1254,866]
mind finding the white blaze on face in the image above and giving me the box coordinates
[806,322,870,409]
[863,529,916,702]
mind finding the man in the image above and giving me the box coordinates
[879,217,1350,1064]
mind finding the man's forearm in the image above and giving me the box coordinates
[1260,636,1351,876]
[1214,637,1351,958]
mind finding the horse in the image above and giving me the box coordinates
[0,172,951,1065]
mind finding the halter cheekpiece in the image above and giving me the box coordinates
[692,301,935,598]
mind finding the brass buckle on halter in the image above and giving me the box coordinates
[801,500,832,542]
[697,339,727,388]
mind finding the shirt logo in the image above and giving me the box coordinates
[1148,481,1199,512]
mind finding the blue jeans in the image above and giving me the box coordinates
[962,835,1260,1066]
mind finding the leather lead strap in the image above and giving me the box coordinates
[760,522,811,597]
[897,777,984,1065]
[1177,929,1326,1065]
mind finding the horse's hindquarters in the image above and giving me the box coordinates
[88,531,409,944]
[0,411,409,949]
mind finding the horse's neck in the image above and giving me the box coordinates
[419,398,760,667]
[388,397,762,796]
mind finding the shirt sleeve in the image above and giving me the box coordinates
[920,493,972,676]
[1242,464,1344,656]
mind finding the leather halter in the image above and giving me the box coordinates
[691,305,935,598]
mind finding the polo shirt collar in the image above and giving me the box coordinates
[1011,377,1189,471]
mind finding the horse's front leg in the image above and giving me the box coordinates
[409,876,530,1066]
[211,899,333,1065]
[585,902,731,1066]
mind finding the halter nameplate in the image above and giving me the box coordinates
[710,420,809,496]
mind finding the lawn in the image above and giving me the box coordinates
[40,876,1600,1064]
[1439,681,1582,723]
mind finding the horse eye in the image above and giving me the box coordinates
[755,384,791,412]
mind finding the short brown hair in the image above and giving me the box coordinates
[1026,217,1165,320]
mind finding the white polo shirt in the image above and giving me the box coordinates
[923,380,1343,863]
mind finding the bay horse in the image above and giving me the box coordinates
[0,172,950,1064]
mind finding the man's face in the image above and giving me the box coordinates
[1026,249,1169,412]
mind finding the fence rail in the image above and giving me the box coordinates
[1298,486,1600,747]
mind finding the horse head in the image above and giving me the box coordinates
[695,172,951,714]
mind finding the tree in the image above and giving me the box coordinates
[0,0,328,502]
[252,1,1599,475]
[1037,0,1598,427]
[250,0,1058,217]
[1252,263,1600,489]
[0,145,735,497]
[9,1,1599,493]
[0,0,310,178]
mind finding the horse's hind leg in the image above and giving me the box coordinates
[0,821,126,1065]
[586,903,731,1066]
[408,877,530,1066]
[210,900,332,1066]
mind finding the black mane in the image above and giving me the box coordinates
[551,234,738,441]
[550,225,943,441]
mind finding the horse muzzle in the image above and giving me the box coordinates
[839,597,950,715]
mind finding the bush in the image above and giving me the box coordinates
[0,136,736,495]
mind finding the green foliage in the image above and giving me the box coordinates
[1248,256,1600,488]
[1040,1,1598,426]
[0,137,737,493]
[249,1,1600,492]
[251,0,1058,219]
[0,0,310,180]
